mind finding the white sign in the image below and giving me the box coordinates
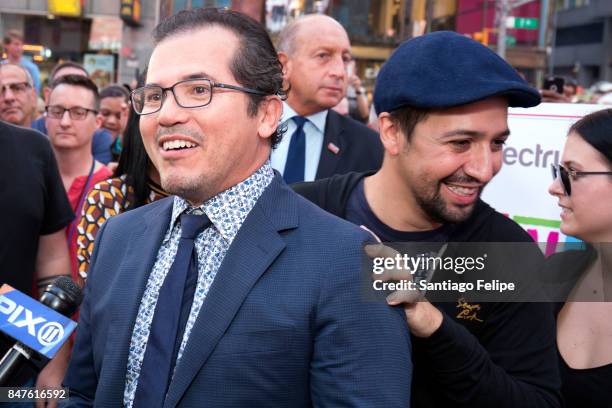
[482,103,605,253]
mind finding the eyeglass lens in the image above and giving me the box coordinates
[47,106,89,120]
[552,164,572,196]
[132,79,213,114]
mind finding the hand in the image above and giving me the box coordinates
[35,343,70,408]
[349,75,361,89]
[366,243,443,338]
[388,297,443,338]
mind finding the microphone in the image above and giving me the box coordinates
[0,276,83,386]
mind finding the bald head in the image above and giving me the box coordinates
[277,15,351,116]
[0,63,37,127]
[0,63,34,87]
[277,14,348,56]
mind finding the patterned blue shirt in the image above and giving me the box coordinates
[123,161,274,407]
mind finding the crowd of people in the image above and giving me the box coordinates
[0,7,611,408]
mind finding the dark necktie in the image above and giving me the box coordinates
[133,212,211,408]
[283,116,308,184]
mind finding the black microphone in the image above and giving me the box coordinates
[0,276,83,386]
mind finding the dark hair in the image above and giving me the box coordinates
[50,61,88,81]
[99,84,130,102]
[50,74,100,109]
[569,108,612,165]
[114,72,162,208]
[114,106,155,208]
[389,105,430,141]
[151,7,287,146]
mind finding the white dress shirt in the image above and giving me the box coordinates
[270,102,328,182]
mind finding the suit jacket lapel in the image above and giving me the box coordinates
[316,109,344,179]
[164,177,298,407]
[95,198,174,406]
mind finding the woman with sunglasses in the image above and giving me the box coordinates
[548,108,612,407]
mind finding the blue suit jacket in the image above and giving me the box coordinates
[63,175,412,407]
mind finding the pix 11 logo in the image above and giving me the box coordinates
[0,285,77,358]
[0,295,65,347]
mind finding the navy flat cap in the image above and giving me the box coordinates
[373,31,541,114]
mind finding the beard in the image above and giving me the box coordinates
[160,170,217,206]
[154,125,214,205]
[414,172,485,225]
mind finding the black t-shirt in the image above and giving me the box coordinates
[0,122,73,368]
[293,173,561,408]
[345,178,454,242]
[0,121,74,294]
[560,354,612,408]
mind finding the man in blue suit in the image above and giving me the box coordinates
[63,8,412,407]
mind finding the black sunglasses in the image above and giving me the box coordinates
[551,164,612,196]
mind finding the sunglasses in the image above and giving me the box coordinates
[551,164,612,196]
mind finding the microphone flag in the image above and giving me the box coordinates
[0,285,77,359]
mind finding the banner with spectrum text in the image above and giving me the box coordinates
[482,103,605,254]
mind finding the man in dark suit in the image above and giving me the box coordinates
[272,14,382,183]
[63,9,411,407]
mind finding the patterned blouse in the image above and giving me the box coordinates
[76,175,168,282]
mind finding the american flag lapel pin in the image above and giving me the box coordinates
[327,142,340,155]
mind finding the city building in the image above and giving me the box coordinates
[550,0,610,87]
[453,0,548,86]
[0,0,157,90]
[5,0,580,95]
[158,0,409,92]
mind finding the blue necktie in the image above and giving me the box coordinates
[283,116,308,184]
[133,212,211,408]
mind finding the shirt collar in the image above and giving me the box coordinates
[281,102,328,134]
[168,160,274,244]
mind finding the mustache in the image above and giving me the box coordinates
[442,173,483,186]
[155,125,204,143]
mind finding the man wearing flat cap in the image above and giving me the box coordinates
[294,31,561,407]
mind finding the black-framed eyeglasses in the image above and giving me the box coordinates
[551,164,612,196]
[131,77,268,115]
[0,82,31,95]
[45,105,98,121]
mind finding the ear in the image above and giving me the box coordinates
[43,87,51,104]
[278,52,292,83]
[257,96,283,140]
[378,112,403,156]
[95,114,104,129]
[29,88,38,115]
